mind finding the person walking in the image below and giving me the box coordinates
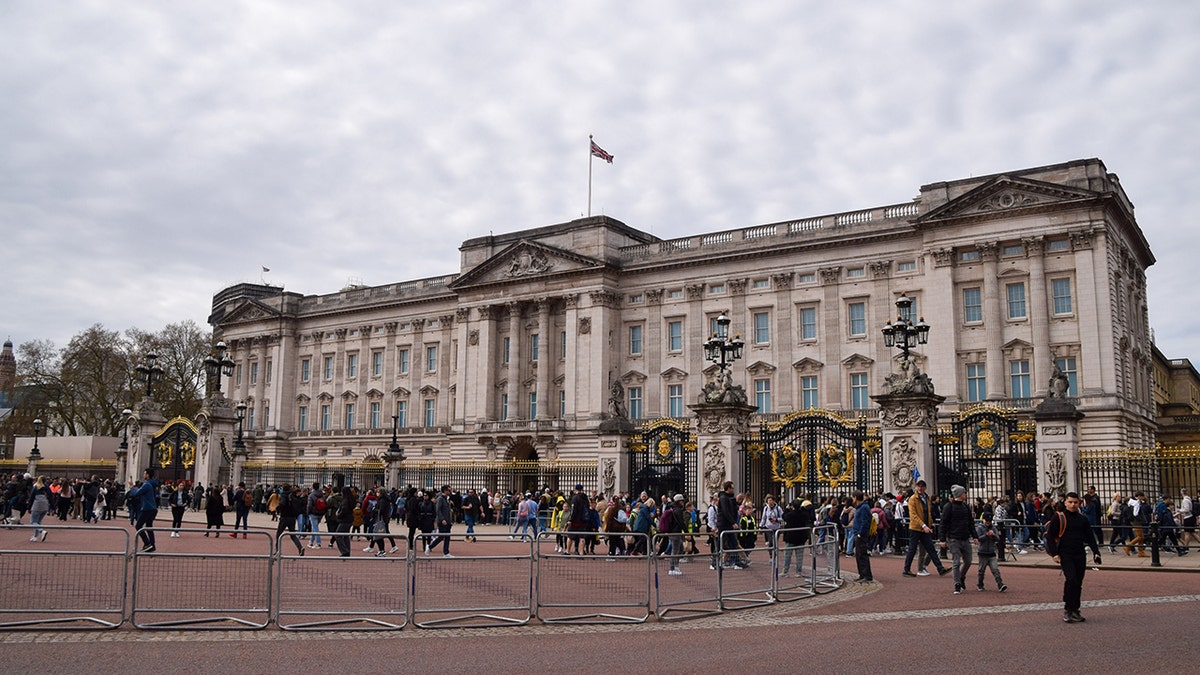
[127,469,161,552]
[849,491,873,583]
[333,486,354,557]
[428,485,454,557]
[901,480,950,578]
[231,482,251,539]
[1179,488,1199,549]
[28,476,51,542]
[1044,491,1102,623]
[974,512,1007,592]
[275,485,307,556]
[204,484,226,537]
[168,482,188,537]
[938,484,975,594]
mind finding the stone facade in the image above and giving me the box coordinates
[209,158,1157,472]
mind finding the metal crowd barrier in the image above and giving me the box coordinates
[773,526,822,602]
[275,531,408,630]
[0,524,129,629]
[411,532,534,628]
[130,527,274,629]
[809,524,843,593]
[651,531,720,621]
[716,527,776,610]
[535,531,651,624]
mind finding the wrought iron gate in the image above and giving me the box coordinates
[628,419,697,501]
[935,406,1036,500]
[150,417,198,483]
[747,410,878,501]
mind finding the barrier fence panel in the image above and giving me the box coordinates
[651,531,720,621]
[716,527,776,610]
[773,526,818,601]
[131,528,274,629]
[0,525,129,629]
[536,531,651,624]
[275,532,408,630]
[411,533,533,629]
[810,524,843,593]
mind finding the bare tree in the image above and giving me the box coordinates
[16,321,212,437]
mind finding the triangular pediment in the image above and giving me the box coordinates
[792,357,824,373]
[745,361,776,376]
[449,240,608,290]
[917,175,1099,227]
[841,353,875,369]
[620,370,647,385]
[419,384,439,396]
[392,386,410,398]
[220,298,280,325]
[660,367,688,382]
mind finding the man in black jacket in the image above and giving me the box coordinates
[939,484,975,595]
[1045,492,1102,623]
[716,481,742,569]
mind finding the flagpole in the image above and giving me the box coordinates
[587,134,594,218]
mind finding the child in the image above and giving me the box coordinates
[975,513,1008,592]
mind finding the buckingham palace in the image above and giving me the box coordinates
[204,158,1156,497]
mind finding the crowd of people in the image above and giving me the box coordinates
[5,471,1195,568]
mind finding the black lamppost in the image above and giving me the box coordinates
[136,352,164,399]
[233,401,248,455]
[30,418,43,460]
[387,414,405,460]
[881,293,930,361]
[118,408,132,450]
[203,341,236,396]
[703,314,745,374]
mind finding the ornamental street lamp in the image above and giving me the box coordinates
[118,408,132,450]
[30,418,43,460]
[387,414,405,460]
[135,352,164,399]
[881,293,930,361]
[233,401,248,456]
[203,341,236,396]
[703,314,745,374]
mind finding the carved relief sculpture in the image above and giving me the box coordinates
[1045,449,1068,497]
[890,437,917,492]
[602,458,617,499]
[703,442,726,496]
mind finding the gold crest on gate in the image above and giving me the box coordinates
[817,443,854,489]
[771,444,807,489]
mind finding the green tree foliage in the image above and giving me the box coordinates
[16,321,212,436]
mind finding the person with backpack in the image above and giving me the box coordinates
[305,483,325,549]
[1124,492,1148,557]
[974,511,1007,592]
[231,482,251,539]
[1044,492,1102,623]
[759,494,784,559]
[275,485,306,556]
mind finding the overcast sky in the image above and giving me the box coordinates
[3,1,1198,359]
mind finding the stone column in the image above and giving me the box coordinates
[535,299,551,419]
[1033,398,1084,498]
[128,397,166,484]
[194,396,237,490]
[689,401,757,498]
[506,302,522,419]
[980,242,1005,399]
[1025,237,1052,396]
[873,392,945,495]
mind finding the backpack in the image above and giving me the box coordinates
[1042,511,1067,555]
[869,512,879,537]
[314,496,328,515]
[242,490,253,509]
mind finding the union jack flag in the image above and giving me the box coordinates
[590,140,614,164]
